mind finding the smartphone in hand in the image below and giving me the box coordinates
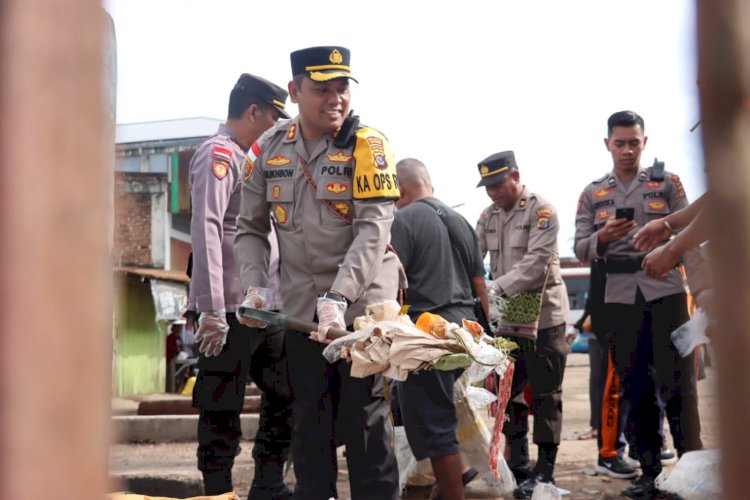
[615,207,635,221]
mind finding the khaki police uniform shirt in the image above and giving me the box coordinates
[476,186,569,329]
[574,167,708,304]
[234,117,403,324]
[188,124,282,314]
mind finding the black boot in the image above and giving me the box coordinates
[622,475,658,499]
[248,461,292,500]
[513,444,558,499]
[203,470,233,495]
[508,438,533,483]
[534,443,558,480]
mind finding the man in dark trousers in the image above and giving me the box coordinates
[390,158,487,500]
[188,73,293,498]
[475,150,570,499]
[574,110,709,498]
[234,46,403,500]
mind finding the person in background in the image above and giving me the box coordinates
[574,110,709,498]
[188,73,293,498]
[475,150,570,499]
[390,158,485,500]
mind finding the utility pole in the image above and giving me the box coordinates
[0,3,114,499]
[697,0,750,498]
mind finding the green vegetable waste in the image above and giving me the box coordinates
[501,291,542,324]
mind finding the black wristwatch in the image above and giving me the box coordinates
[323,291,349,305]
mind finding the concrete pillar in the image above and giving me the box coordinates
[0,2,113,499]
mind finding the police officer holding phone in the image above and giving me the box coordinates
[574,110,708,498]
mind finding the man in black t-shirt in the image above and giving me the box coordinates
[390,157,488,500]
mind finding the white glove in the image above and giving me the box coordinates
[194,310,230,357]
[486,280,505,299]
[236,287,272,328]
[311,295,347,344]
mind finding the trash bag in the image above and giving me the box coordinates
[404,378,516,496]
[531,482,561,500]
[393,425,418,494]
[656,449,721,499]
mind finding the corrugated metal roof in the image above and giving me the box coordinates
[116,117,223,145]
[115,266,189,283]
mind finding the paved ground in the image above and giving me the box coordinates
[109,352,719,499]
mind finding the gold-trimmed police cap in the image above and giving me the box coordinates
[233,73,290,119]
[290,46,358,83]
[476,150,518,187]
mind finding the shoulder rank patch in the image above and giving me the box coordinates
[286,123,297,141]
[327,151,352,163]
[243,142,261,181]
[213,160,229,180]
[352,127,399,199]
[267,155,291,167]
[576,192,585,214]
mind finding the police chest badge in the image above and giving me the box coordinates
[274,204,287,224]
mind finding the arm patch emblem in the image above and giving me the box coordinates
[352,127,400,199]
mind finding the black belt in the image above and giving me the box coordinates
[604,256,644,274]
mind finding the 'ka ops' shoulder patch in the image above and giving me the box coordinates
[352,127,400,199]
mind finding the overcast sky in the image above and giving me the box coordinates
[104,0,706,257]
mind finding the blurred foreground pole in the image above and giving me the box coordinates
[0,2,113,499]
[697,0,750,499]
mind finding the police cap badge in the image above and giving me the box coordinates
[290,46,358,83]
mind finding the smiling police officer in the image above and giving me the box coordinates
[234,46,403,500]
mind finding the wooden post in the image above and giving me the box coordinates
[0,2,113,499]
[697,0,750,498]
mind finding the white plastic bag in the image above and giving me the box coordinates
[671,308,710,358]
[656,449,721,499]
[531,482,561,500]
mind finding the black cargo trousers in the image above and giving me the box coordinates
[193,313,293,497]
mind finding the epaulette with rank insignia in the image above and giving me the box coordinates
[591,173,609,184]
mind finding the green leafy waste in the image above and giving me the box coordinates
[501,291,541,324]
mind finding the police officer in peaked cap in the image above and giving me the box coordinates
[234,46,403,499]
[188,72,293,498]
